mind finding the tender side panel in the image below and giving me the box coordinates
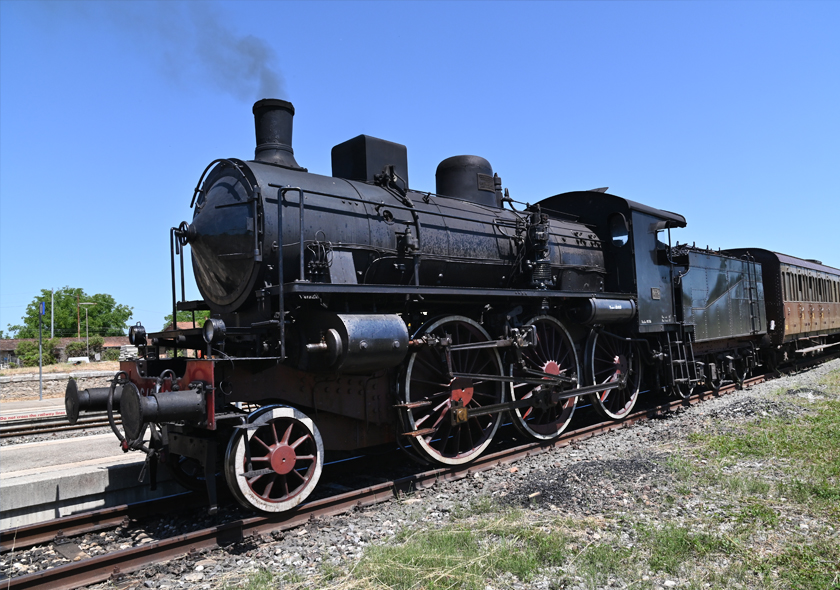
[681,252,766,342]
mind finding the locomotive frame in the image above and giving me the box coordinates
[65,99,840,514]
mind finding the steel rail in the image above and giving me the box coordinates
[0,418,120,439]
[0,494,193,554]
[2,373,768,590]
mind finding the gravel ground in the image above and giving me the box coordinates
[2,359,838,589]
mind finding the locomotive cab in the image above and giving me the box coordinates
[535,190,687,331]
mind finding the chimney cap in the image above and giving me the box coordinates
[253,98,294,115]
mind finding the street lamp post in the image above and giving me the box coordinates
[80,302,96,359]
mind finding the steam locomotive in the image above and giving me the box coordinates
[65,100,840,514]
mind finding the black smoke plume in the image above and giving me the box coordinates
[36,1,286,101]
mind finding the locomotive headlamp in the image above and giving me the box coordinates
[128,323,146,345]
[203,318,227,344]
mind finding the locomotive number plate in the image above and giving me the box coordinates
[651,287,661,300]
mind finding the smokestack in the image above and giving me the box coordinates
[253,99,300,168]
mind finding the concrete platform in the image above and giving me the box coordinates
[0,433,182,529]
[1,398,67,422]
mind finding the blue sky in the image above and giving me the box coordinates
[1,1,838,335]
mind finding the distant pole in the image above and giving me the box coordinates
[38,301,45,401]
[85,306,90,357]
[51,289,54,339]
[77,294,81,339]
[80,302,96,359]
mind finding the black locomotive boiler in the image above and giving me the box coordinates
[65,99,840,514]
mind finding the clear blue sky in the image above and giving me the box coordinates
[2,1,838,335]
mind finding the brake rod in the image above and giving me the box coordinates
[450,380,625,424]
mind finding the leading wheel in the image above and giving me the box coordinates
[511,316,580,440]
[400,316,504,465]
[224,405,323,513]
[585,331,642,420]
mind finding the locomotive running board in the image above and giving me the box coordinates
[277,282,629,300]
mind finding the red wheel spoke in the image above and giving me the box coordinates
[253,434,272,451]
[261,476,275,500]
[290,433,311,450]
[290,468,305,483]
[430,404,450,429]
[280,423,293,445]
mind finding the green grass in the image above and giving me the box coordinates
[232,568,274,590]
[575,542,633,587]
[690,374,840,516]
[638,523,735,576]
[765,539,840,590]
[356,517,571,590]
[735,501,779,527]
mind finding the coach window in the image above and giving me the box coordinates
[797,276,803,301]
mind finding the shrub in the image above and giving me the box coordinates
[64,340,88,358]
[14,338,61,366]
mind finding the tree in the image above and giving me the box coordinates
[162,310,211,331]
[6,287,133,339]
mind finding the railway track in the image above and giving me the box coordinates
[0,413,119,439]
[0,373,767,590]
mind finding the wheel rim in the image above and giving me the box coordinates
[402,316,503,465]
[511,316,580,440]
[224,405,323,513]
[586,331,641,420]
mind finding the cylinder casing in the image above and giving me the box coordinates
[298,313,409,373]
